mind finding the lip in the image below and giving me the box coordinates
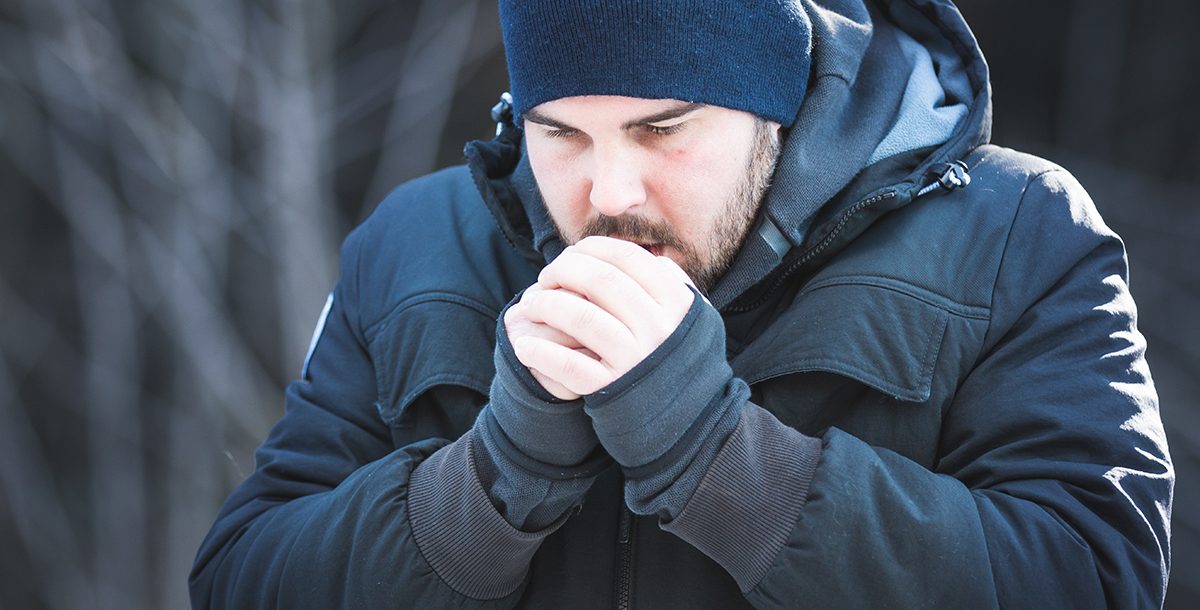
[604,235,663,257]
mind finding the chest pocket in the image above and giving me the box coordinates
[366,293,499,448]
[732,278,988,466]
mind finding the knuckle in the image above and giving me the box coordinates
[520,291,547,318]
[612,241,643,263]
[557,352,583,380]
[594,264,623,288]
[523,289,542,309]
[554,351,608,395]
[542,254,580,286]
[570,303,599,331]
[554,250,580,266]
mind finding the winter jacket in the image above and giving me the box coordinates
[190,0,1173,608]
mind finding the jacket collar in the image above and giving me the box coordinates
[465,0,991,311]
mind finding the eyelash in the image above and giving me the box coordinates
[542,123,685,140]
[646,123,684,136]
[544,128,578,140]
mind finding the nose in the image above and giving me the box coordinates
[588,143,647,217]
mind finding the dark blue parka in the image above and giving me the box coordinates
[191,0,1173,607]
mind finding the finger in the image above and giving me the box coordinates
[563,236,693,306]
[536,250,660,335]
[521,288,639,371]
[509,286,590,347]
[520,282,585,300]
[528,367,580,401]
[513,336,614,396]
[507,302,585,349]
[657,255,707,306]
[564,237,694,327]
[656,255,694,289]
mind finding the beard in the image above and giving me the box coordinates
[555,118,781,295]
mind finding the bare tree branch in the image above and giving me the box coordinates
[363,0,481,207]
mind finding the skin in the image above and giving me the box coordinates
[507,96,781,399]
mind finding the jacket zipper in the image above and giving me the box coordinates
[615,506,636,610]
[724,191,895,314]
[723,160,972,315]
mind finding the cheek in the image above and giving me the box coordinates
[656,144,743,215]
[668,137,745,183]
[657,146,706,197]
[527,146,592,230]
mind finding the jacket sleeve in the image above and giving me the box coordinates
[667,169,1172,608]
[188,226,530,609]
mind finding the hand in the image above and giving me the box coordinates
[510,236,696,397]
[504,283,592,400]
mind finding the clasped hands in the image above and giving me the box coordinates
[505,236,697,401]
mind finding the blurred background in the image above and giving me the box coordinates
[0,0,1195,608]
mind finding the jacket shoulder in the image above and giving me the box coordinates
[962,145,1114,251]
[819,145,1107,311]
[969,144,1064,187]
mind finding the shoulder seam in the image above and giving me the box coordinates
[985,167,1067,342]
[363,292,500,344]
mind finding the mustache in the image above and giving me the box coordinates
[578,215,686,251]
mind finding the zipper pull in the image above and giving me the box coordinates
[917,160,971,197]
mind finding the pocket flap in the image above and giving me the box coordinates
[367,293,497,425]
[732,282,951,402]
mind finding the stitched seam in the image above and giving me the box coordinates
[377,374,490,427]
[406,440,543,601]
[742,293,975,397]
[984,167,1065,349]
[918,309,950,401]
[365,292,498,341]
[744,432,828,598]
[801,276,989,319]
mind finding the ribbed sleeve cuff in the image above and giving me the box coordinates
[408,434,567,600]
[661,405,822,593]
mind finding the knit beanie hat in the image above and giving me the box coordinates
[498,0,813,128]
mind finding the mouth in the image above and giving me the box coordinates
[597,233,666,257]
[637,243,663,257]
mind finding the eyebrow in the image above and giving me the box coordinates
[523,102,705,131]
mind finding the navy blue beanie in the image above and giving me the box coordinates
[498,0,812,128]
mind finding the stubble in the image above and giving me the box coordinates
[556,118,782,294]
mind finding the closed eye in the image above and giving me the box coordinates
[543,127,579,140]
[646,122,685,136]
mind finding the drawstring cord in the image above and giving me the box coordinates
[917,160,971,197]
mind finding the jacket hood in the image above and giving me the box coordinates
[465,0,992,310]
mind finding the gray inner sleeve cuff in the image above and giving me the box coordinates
[408,433,568,601]
[661,404,823,593]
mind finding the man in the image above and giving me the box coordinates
[191,0,1174,607]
